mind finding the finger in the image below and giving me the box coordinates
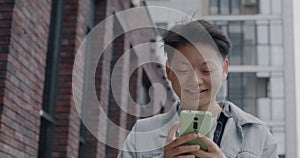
[167,133,198,149]
[172,145,200,157]
[177,155,195,158]
[166,122,180,144]
[191,149,211,158]
[197,134,219,151]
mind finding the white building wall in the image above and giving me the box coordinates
[293,0,300,156]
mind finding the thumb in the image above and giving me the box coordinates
[166,122,180,144]
[197,133,219,151]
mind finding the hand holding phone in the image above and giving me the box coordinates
[179,110,212,151]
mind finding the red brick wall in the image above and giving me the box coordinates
[127,66,142,130]
[0,0,173,157]
[52,0,89,157]
[84,0,110,157]
[105,34,126,158]
[0,0,51,157]
[103,1,161,158]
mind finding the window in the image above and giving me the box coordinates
[38,0,64,157]
[105,15,125,157]
[139,70,152,119]
[78,121,88,158]
[209,0,259,15]
[87,0,95,32]
[211,21,256,65]
[227,72,271,116]
[258,0,282,15]
[127,46,140,130]
[210,20,283,66]
[227,72,285,156]
[78,0,95,157]
[243,0,257,6]
[140,70,151,106]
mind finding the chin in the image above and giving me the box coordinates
[181,100,209,111]
[181,102,202,110]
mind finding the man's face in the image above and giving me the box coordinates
[166,43,228,110]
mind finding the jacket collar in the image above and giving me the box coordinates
[158,102,180,137]
[219,101,263,126]
[219,101,263,157]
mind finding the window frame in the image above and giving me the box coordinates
[78,0,96,157]
[38,0,64,157]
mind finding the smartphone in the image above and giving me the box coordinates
[179,110,212,151]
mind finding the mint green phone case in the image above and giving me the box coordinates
[179,110,212,151]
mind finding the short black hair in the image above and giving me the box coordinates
[162,20,232,62]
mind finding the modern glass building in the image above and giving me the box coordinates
[146,0,298,157]
[206,1,286,157]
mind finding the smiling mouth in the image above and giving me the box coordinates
[184,89,208,96]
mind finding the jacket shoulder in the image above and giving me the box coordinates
[223,101,264,125]
[135,112,169,132]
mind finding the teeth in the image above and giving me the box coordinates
[188,90,201,93]
[186,89,207,93]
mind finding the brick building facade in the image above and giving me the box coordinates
[0,0,174,157]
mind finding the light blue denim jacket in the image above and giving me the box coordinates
[118,101,278,158]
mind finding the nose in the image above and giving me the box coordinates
[189,69,203,86]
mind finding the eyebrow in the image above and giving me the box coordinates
[201,61,216,66]
[173,60,217,67]
[173,61,190,65]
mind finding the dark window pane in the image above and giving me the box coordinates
[78,0,96,157]
[231,0,240,14]
[38,118,54,158]
[227,72,271,117]
[210,0,258,15]
[243,46,256,65]
[220,0,230,14]
[241,0,259,14]
[229,27,243,65]
[38,0,64,157]
[210,0,219,14]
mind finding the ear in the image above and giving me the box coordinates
[222,58,229,80]
[166,61,171,80]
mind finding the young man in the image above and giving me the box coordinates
[118,20,278,158]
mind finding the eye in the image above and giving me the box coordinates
[201,64,215,75]
[173,64,190,74]
[175,69,189,74]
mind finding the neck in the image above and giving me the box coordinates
[197,101,222,117]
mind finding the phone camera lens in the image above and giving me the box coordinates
[193,122,198,129]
